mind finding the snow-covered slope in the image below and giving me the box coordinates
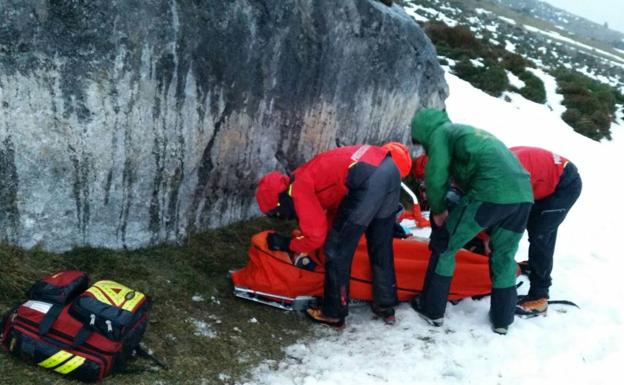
[239,72,624,385]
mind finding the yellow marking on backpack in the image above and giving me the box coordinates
[54,355,86,374]
[39,350,73,369]
[87,280,145,311]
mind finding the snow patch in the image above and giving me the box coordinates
[505,40,516,53]
[189,318,216,338]
[498,16,516,25]
[469,58,485,68]
[506,71,525,89]
[192,294,205,302]
[403,5,429,23]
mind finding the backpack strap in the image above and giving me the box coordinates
[37,304,63,336]
[72,313,95,347]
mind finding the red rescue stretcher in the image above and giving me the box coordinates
[230,230,494,311]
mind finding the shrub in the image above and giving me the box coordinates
[518,71,546,104]
[424,22,485,59]
[502,53,530,75]
[554,68,620,141]
[453,59,509,97]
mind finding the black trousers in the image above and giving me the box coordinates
[322,157,401,318]
[527,162,582,298]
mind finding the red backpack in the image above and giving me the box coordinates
[0,271,151,382]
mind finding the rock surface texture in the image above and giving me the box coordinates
[0,0,447,251]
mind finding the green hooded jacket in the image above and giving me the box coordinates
[411,108,533,213]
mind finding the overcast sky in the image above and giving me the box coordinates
[544,0,624,33]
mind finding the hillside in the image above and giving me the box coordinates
[403,0,624,141]
[494,0,624,48]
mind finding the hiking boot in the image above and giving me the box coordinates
[492,326,508,335]
[305,307,345,328]
[410,296,443,327]
[515,297,548,317]
[370,303,396,325]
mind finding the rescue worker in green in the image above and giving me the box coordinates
[410,108,533,334]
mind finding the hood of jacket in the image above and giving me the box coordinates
[410,108,451,149]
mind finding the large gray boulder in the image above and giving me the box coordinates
[0,0,447,251]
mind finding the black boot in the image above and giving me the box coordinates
[490,287,517,334]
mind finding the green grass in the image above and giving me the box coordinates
[0,217,311,385]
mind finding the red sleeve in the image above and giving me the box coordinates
[288,178,328,253]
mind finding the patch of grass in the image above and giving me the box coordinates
[0,217,310,385]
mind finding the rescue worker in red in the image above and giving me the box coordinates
[510,146,582,316]
[255,143,412,327]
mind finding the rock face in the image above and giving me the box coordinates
[0,0,447,251]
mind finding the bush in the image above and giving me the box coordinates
[424,22,485,60]
[517,71,546,104]
[554,68,620,141]
[453,59,509,97]
[502,53,530,75]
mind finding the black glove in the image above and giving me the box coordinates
[267,233,291,252]
[392,222,410,239]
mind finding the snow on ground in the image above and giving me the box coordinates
[405,3,458,27]
[505,40,516,53]
[523,25,624,66]
[241,73,624,385]
[498,16,516,25]
[506,71,525,89]
[526,68,565,116]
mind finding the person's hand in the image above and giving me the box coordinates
[432,210,448,227]
[392,222,411,239]
[267,233,291,252]
[483,237,491,256]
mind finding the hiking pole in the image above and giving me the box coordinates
[136,343,169,370]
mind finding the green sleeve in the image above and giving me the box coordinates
[424,129,451,214]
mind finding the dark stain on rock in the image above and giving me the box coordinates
[68,144,91,243]
[0,136,20,242]
[148,134,164,242]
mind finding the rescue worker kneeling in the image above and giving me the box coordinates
[255,143,411,327]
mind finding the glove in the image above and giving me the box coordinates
[267,233,291,252]
[392,222,410,239]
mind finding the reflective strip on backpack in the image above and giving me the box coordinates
[87,280,145,312]
[54,355,86,374]
[39,350,73,369]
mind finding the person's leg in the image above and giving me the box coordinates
[488,227,523,330]
[417,198,486,320]
[527,164,582,298]
[482,202,531,331]
[322,221,366,319]
[320,158,397,320]
[366,215,398,308]
[364,158,401,310]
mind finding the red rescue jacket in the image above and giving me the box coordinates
[289,145,389,253]
[510,146,568,200]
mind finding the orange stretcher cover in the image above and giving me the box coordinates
[231,231,494,302]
